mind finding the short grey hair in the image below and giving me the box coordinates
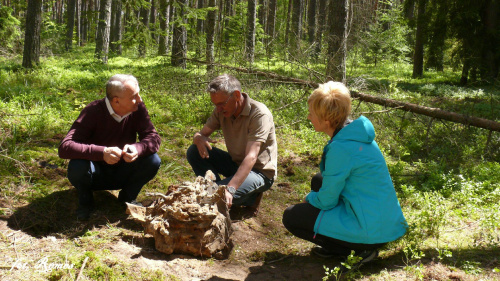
[106,74,139,100]
[207,74,241,95]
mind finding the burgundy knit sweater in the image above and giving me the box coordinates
[59,98,161,161]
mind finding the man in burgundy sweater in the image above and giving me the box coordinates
[59,74,161,220]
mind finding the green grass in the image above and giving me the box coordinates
[0,46,499,280]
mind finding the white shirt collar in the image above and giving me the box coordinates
[105,97,131,122]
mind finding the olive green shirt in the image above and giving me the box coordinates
[206,93,277,180]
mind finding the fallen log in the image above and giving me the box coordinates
[126,171,233,259]
[190,59,500,132]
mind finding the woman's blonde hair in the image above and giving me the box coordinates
[308,81,351,129]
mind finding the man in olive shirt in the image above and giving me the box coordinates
[187,74,277,216]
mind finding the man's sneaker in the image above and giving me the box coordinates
[311,246,342,258]
[76,205,94,221]
[340,249,379,273]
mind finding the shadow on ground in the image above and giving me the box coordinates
[5,189,140,238]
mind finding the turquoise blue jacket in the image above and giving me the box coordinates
[306,116,407,244]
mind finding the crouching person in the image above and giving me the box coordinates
[187,74,277,217]
[59,74,161,220]
[282,81,407,269]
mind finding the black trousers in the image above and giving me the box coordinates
[67,153,161,208]
[282,173,386,256]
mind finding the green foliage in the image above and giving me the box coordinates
[0,6,21,53]
[0,44,499,280]
[357,0,411,66]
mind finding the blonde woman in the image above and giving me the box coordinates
[282,81,407,269]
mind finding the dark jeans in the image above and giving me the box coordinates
[67,153,161,208]
[282,173,386,256]
[186,144,273,206]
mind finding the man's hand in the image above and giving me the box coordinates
[225,190,233,207]
[103,147,123,164]
[122,144,138,163]
[193,132,216,159]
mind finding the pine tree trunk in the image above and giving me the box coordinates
[65,0,76,51]
[158,0,171,55]
[81,0,88,44]
[110,0,122,54]
[206,0,217,71]
[171,0,188,68]
[265,0,276,56]
[138,0,151,57]
[95,0,112,63]
[307,0,316,44]
[289,0,303,56]
[22,0,43,68]
[246,0,256,63]
[412,0,427,78]
[325,0,349,82]
[284,0,292,46]
[197,0,205,33]
[314,0,326,56]
[480,0,500,81]
[76,0,81,46]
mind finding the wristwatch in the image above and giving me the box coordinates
[227,186,236,196]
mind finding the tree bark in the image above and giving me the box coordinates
[95,0,112,63]
[22,0,42,68]
[110,0,122,55]
[65,0,77,51]
[246,0,256,63]
[76,0,81,46]
[289,0,303,56]
[158,0,171,55]
[197,0,205,34]
[171,0,188,68]
[314,0,327,56]
[138,0,151,57]
[480,0,500,81]
[307,0,316,44]
[412,0,427,78]
[325,0,349,82]
[206,0,217,71]
[265,0,276,55]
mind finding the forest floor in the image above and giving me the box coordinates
[1,154,498,281]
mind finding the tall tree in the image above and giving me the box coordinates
[110,0,123,55]
[426,0,447,71]
[22,0,42,68]
[138,0,151,57]
[289,0,303,56]
[480,0,500,81]
[206,0,217,71]
[325,0,349,82]
[246,0,256,63]
[265,0,277,56]
[95,0,112,63]
[76,0,81,46]
[80,0,89,45]
[314,0,327,56]
[412,0,428,78]
[307,0,317,45]
[158,0,171,55]
[65,0,77,51]
[197,0,205,34]
[171,0,188,68]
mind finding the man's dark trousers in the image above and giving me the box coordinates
[67,153,161,208]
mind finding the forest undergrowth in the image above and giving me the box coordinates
[0,48,499,280]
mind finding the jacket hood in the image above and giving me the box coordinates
[333,116,375,143]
